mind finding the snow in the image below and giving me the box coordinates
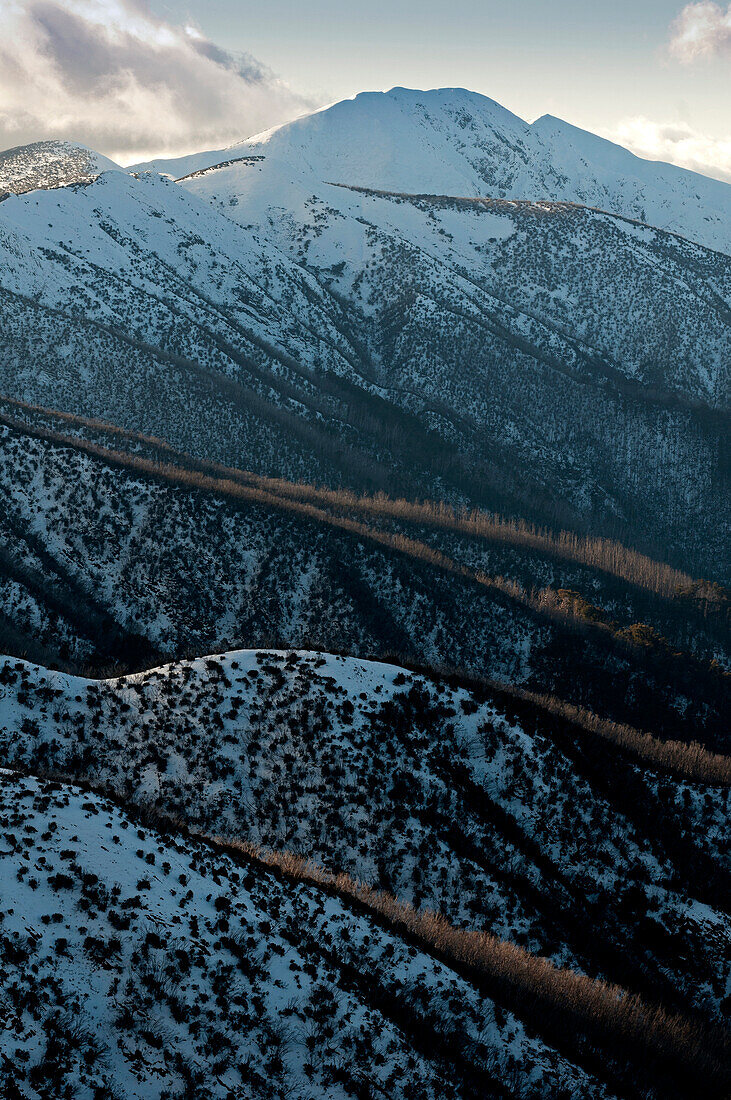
[5,771,601,1099]
[0,140,122,195]
[132,86,730,255]
[0,645,727,1031]
[0,85,727,1100]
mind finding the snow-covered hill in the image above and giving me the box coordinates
[0,140,121,195]
[0,648,729,1097]
[136,87,731,254]
[3,772,617,1099]
[1,647,727,1021]
[0,409,726,745]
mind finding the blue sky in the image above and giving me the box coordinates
[153,0,729,137]
[1,0,729,176]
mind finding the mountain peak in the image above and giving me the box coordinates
[0,139,121,196]
[131,85,730,251]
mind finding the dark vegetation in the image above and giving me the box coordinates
[0,399,726,750]
[0,156,728,1099]
[0,168,727,578]
[2,650,728,1044]
[1,768,727,1099]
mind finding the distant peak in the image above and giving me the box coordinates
[0,139,121,195]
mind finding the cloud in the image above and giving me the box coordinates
[668,2,731,62]
[606,116,731,183]
[0,0,314,162]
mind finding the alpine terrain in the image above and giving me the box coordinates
[0,86,728,1099]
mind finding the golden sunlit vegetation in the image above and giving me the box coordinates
[219,838,730,1098]
[3,394,723,605]
[16,764,727,1098]
[1,397,726,700]
[505,685,731,785]
[3,397,727,647]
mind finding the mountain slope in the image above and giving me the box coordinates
[136,87,731,254]
[0,86,729,1100]
[0,161,727,574]
[2,647,728,1025]
[3,773,616,1100]
[0,649,728,1098]
[0,408,726,745]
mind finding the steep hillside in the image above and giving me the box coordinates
[0,160,727,573]
[0,412,726,743]
[1,648,729,1028]
[2,772,620,1100]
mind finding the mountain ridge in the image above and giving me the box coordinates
[131,86,731,254]
[0,139,122,196]
[0,81,729,1100]
[0,164,727,577]
[0,404,726,748]
[4,89,728,254]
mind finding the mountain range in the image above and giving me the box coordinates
[0,86,728,1099]
[0,90,728,578]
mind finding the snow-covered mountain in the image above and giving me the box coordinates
[0,140,121,196]
[0,92,727,586]
[0,157,727,577]
[0,87,729,1100]
[136,87,731,254]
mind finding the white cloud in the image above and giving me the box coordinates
[668,2,731,62]
[0,0,314,162]
[606,116,731,183]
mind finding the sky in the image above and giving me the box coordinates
[0,0,729,180]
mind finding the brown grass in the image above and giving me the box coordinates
[217,836,729,1096]
[5,764,728,1097]
[506,685,731,785]
[2,393,721,603]
[1,400,729,787]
